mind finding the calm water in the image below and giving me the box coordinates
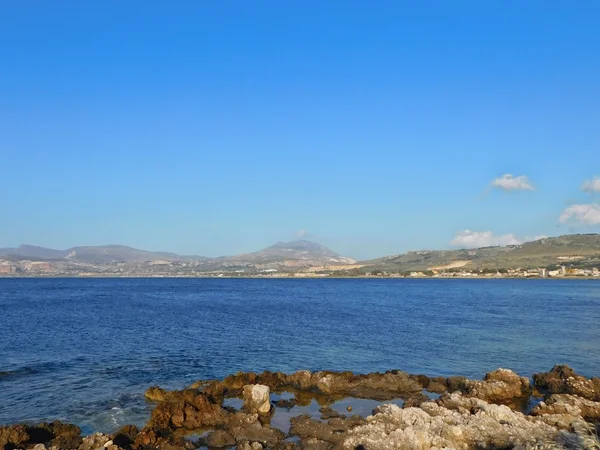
[1,278,599,433]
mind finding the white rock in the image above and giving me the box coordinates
[242,384,271,414]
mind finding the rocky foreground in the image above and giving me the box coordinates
[2,365,600,450]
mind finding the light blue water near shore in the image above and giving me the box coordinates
[1,278,599,433]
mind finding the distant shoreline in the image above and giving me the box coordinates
[1,274,599,280]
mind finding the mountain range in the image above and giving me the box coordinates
[2,234,600,273]
[0,240,356,270]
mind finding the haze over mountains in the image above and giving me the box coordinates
[0,240,356,269]
[2,234,600,275]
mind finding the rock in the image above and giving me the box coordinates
[226,412,285,445]
[32,444,47,450]
[534,365,600,402]
[145,386,169,402]
[461,368,531,405]
[0,424,30,450]
[203,430,235,448]
[289,414,365,444]
[243,385,271,414]
[275,398,296,409]
[346,406,352,412]
[319,407,342,420]
[237,442,263,450]
[111,425,139,449]
[78,433,111,450]
[532,393,600,422]
[341,396,564,450]
[147,390,227,430]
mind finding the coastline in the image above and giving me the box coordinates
[1,365,599,450]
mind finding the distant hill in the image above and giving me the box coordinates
[0,244,206,263]
[204,240,356,270]
[0,240,355,269]
[360,234,600,272]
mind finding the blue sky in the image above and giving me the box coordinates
[1,1,599,260]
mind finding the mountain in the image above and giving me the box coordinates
[207,240,356,270]
[0,244,205,263]
[361,234,600,272]
[0,245,68,260]
[0,240,355,270]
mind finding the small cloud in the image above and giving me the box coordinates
[490,174,534,191]
[296,229,309,238]
[581,176,600,194]
[450,230,524,248]
[559,204,600,225]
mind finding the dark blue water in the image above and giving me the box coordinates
[1,278,599,433]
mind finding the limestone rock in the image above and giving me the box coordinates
[242,384,271,414]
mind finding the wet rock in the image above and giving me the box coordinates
[147,390,227,430]
[243,385,271,414]
[426,378,447,395]
[111,425,139,449]
[274,398,296,409]
[446,375,469,392]
[403,393,430,408]
[202,430,235,448]
[534,365,600,402]
[289,415,365,444]
[227,412,285,445]
[318,407,342,420]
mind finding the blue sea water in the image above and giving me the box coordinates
[0,278,599,433]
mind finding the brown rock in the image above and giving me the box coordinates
[533,365,600,402]
[111,425,139,449]
[0,424,30,450]
[148,390,227,431]
[203,430,235,448]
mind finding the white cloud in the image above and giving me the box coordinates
[296,229,309,238]
[559,204,600,225]
[581,177,600,193]
[450,230,524,248]
[490,174,534,191]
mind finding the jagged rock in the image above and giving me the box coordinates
[340,395,567,450]
[534,365,600,402]
[78,433,111,450]
[0,424,30,450]
[145,386,169,402]
[147,390,227,430]
[194,370,422,402]
[532,393,600,422]
[111,425,138,449]
[242,385,271,414]
[459,368,531,405]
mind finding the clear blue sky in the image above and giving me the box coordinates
[1,1,599,259]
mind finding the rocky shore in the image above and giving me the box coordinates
[2,365,600,450]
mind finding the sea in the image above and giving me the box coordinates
[0,278,599,434]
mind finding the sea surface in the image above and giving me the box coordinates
[1,278,599,434]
